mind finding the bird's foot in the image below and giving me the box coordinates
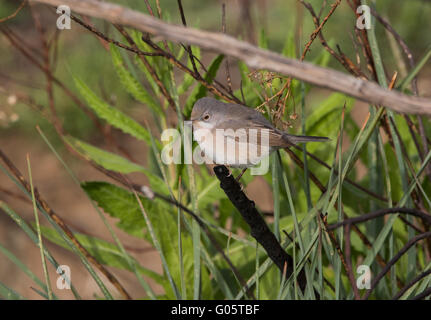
[225,165,233,177]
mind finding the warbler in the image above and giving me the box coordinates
[190,97,328,179]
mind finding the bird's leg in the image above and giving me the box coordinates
[235,168,248,182]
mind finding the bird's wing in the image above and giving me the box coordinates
[216,118,290,147]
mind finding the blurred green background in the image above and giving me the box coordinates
[0,0,430,300]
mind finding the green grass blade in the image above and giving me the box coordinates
[177,183,186,299]
[39,128,158,299]
[133,191,181,299]
[0,200,81,299]
[0,242,57,299]
[272,153,281,241]
[0,282,26,300]
[27,155,53,300]
[399,45,431,91]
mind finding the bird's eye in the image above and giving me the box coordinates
[203,114,210,121]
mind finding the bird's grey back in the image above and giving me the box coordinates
[194,97,274,129]
[192,97,329,146]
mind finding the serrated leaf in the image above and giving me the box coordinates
[66,136,169,196]
[82,181,155,238]
[66,136,145,173]
[73,76,153,145]
[81,181,212,299]
[110,44,163,116]
[129,30,160,96]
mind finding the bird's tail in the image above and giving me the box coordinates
[284,134,330,145]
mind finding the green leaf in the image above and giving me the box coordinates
[282,31,296,58]
[65,136,169,196]
[110,44,163,116]
[129,29,160,96]
[81,181,213,299]
[66,136,145,173]
[258,28,268,49]
[73,76,153,145]
[305,93,354,153]
[0,282,25,300]
[82,181,154,238]
[183,54,225,117]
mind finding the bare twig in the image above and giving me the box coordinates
[299,0,341,61]
[363,231,431,300]
[393,269,431,300]
[176,0,200,77]
[328,208,431,231]
[0,0,27,23]
[70,14,162,57]
[29,0,431,115]
[411,287,431,300]
[0,149,132,300]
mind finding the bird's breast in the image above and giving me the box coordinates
[192,124,273,167]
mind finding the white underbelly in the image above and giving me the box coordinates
[193,127,273,168]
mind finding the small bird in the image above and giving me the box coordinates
[191,97,329,180]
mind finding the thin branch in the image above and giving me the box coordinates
[141,36,241,104]
[176,0,200,76]
[30,0,431,115]
[299,0,366,78]
[393,269,431,300]
[0,25,105,134]
[291,144,388,203]
[363,231,431,299]
[328,208,431,231]
[0,148,132,300]
[0,0,27,23]
[66,159,254,299]
[70,14,162,57]
[299,0,341,61]
[411,286,431,300]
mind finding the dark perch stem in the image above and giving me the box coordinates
[213,165,307,292]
